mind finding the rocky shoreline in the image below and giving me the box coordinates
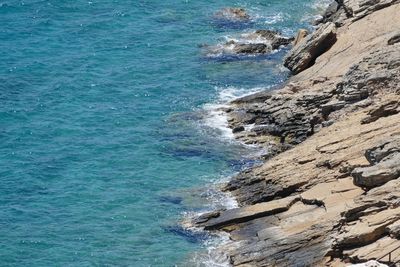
[195,1,400,266]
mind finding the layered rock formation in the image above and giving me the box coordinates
[195,1,400,266]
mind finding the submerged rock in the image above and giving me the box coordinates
[231,43,269,54]
[214,7,250,22]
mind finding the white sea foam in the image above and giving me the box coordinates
[311,0,334,11]
[202,103,234,139]
[256,12,285,25]
[181,179,238,267]
[302,0,334,23]
[202,86,268,140]
[204,30,286,58]
[192,232,239,267]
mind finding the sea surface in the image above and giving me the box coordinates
[0,0,328,266]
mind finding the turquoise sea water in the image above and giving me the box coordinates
[0,1,326,266]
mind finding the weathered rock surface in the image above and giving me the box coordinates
[343,0,400,21]
[352,153,400,188]
[338,45,400,103]
[284,22,337,74]
[361,100,400,124]
[194,2,400,267]
[351,137,400,188]
[254,30,294,50]
[388,33,400,45]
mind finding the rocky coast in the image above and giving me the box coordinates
[195,1,400,266]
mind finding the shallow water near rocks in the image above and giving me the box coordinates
[0,0,328,266]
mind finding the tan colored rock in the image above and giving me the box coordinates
[335,207,400,248]
[293,29,308,47]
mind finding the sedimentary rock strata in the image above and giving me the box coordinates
[194,1,400,266]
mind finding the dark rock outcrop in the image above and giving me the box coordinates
[227,89,334,147]
[338,45,400,103]
[254,29,294,49]
[203,30,294,57]
[365,137,400,164]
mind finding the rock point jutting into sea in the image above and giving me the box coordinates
[195,0,400,266]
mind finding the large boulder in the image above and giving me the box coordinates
[284,23,337,74]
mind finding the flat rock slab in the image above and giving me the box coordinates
[201,196,298,230]
[335,207,400,249]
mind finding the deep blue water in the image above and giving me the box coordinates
[0,1,326,266]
